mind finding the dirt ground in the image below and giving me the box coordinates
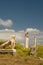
[0,54,43,65]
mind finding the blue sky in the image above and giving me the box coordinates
[0,0,43,45]
[0,0,43,31]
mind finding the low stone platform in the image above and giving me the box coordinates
[0,49,16,55]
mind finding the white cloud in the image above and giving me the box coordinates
[15,32,24,41]
[0,28,43,45]
[0,29,15,33]
[4,29,15,32]
[0,29,24,44]
[0,29,15,40]
[0,29,24,41]
[0,19,13,27]
[18,30,24,33]
[26,28,39,32]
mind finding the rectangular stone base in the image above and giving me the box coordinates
[0,49,16,55]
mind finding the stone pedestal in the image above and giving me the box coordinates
[12,49,16,56]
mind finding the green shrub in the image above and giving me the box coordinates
[5,45,11,49]
[22,48,30,56]
[37,45,43,58]
[15,43,24,50]
[1,41,43,58]
[0,40,5,45]
[15,43,30,56]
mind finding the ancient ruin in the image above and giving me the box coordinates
[0,35,16,55]
[0,31,37,56]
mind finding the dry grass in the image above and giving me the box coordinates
[0,54,43,65]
